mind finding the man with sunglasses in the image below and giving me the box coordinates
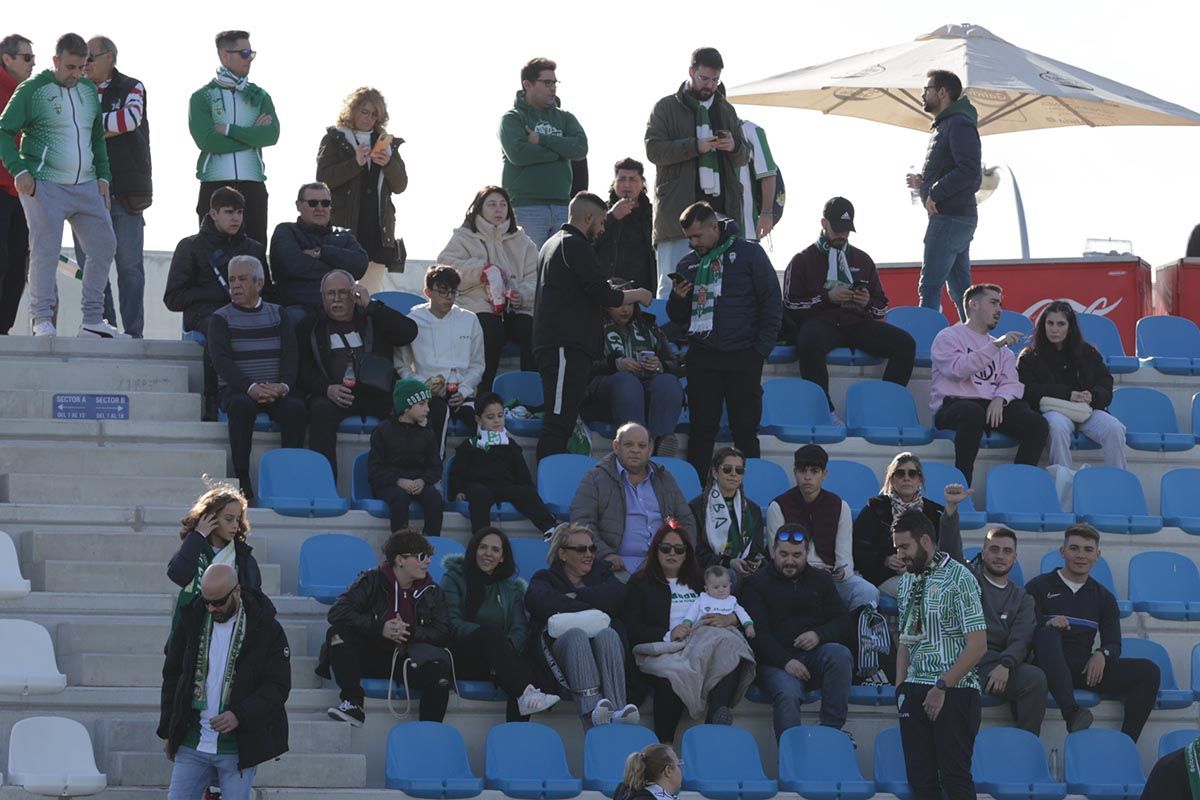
[270,182,368,328]
[741,523,855,742]
[159,563,291,800]
[0,34,34,335]
[189,30,278,248]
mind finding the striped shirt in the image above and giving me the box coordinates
[210,301,288,391]
[97,78,145,134]
[897,552,986,688]
[736,120,777,241]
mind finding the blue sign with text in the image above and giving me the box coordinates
[52,393,130,421]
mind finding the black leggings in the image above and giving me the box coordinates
[325,625,451,721]
[451,624,538,722]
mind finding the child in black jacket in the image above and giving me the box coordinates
[368,378,444,534]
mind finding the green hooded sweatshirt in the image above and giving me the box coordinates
[0,70,110,185]
[498,91,587,207]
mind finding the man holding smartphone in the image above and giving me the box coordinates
[782,197,915,419]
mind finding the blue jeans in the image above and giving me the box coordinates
[835,572,881,610]
[74,202,145,337]
[167,746,256,800]
[588,371,684,439]
[513,204,568,251]
[918,214,976,321]
[655,238,692,299]
[756,643,852,739]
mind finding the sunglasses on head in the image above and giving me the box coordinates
[561,544,597,554]
[202,585,238,608]
[657,543,688,555]
[775,529,808,545]
[894,468,921,479]
[719,464,745,475]
[303,199,332,208]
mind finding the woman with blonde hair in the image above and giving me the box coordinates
[615,743,683,800]
[316,86,408,292]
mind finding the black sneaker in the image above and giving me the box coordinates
[1066,706,1093,733]
[328,700,365,727]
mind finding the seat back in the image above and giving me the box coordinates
[963,547,1025,586]
[824,460,878,516]
[386,721,477,787]
[985,464,1067,517]
[583,724,658,794]
[1039,552,1120,598]
[258,448,343,501]
[493,371,544,408]
[1120,637,1180,690]
[0,619,66,694]
[1109,387,1181,435]
[536,454,596,517]
[1137,315,1200,358]
[1194,393,1200,438]
[374,291,426,315]
[886,306,949,366]
[995,310,1034,354]
[1078,312,1132,358]
[872,727,909,789]
[743,459,792,511]
[7,716,105,793]
[647,298,670,328]
[654,456,702,501]
[761,378,834,430]
[845,380,923,430]
[0,528,30,600]
[1073,467,1151,516]
[1129,551,1200,605]
[428,538,466,585]
[350,452,376,506]
[485,722,574,782]
[681,724,771,786]
[920,461,979,511]
[973,726,1055,785]
[298,533,377,604]
[1064,729,1146,786]
[778,724,865,784]
[1161,468,1200,520]
[1193,643,1200,700]
[510,538,551,580]
[1159,729,1200,759]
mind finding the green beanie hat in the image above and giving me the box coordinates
[393,378,432,414]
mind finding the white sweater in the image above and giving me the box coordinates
[395,303,485,398]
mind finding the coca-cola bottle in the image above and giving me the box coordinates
[446,367,460,398]
[342,359,357,390]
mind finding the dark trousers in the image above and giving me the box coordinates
[326,625,450,721]
[535,346,592,461]
[1032,626,1160,741]
[478,311,534,392]
[647,670,741,744]
[0,191,29,335]
[794,317,916,409]
[463,481,556,534]
[378,484,443,536]
[428,396,476,456]
[197,180,269,255]
[977,659,1048,735]
[933,397,1049,485]
[684,347,764,477]
[451,624,536,722]
[308,392,392,478]
[221,390,307,492]
[898,683,981,800]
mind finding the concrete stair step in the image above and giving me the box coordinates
[0,443,227,478]
[97,716,350,755]
[29,560,281,596]
[107,751,366,789]
[0,591,326,619]
[56,619,308,657]
[0,360,189,393]
[0,335,202,362]
[60,652,321,689]
[21,531,265,566]
[0,389,200,422]
[1,474,238,507]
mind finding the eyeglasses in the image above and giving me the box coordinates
[894,468,922,479]
[718,464,745,475]
[399,552,431,563]
[202,585,238,608]
[561,544,597,554]
[775,529,808,544]
[14,53,34,63]
[657,544,688,555]
[86,50,111,63]
[356,108,379,118]
[224,49,256,60]
[535,79,560,87]
[922,85,938,93]
[303,199,332,208]
[430,287,458,298]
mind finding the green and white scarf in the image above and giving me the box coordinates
[688,234,737,335]
[214,66,266,106]
[705,485,749,560]
[683,91,720,197]
[171,539,236,633]
[603,318,658,360]
[471,429,510,450]
[898,550,948,645]
[192,601,246,714]
[816,232,853,289]
[1186,735,1200,799]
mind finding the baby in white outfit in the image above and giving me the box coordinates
[682,566,755,638]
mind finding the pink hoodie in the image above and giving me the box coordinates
[929,323,1024,412]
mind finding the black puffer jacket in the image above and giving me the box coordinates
[448,438,533,495]
[367,418,442,495]
[594,188,655,291]
[327,568,450,644]
[158,588,290,770]
[1016,342,1114,411]
[269,220,369,309]
[852,496,945,588]
[166,532,263,592]
[163,216,268,332]
[919,96,982,218]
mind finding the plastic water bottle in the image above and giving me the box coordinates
[57,253,83,280]
[909,164,921,205]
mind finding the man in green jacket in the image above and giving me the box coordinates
[0,33,123,338]
[189,30,279,249]
[498,57,588,250]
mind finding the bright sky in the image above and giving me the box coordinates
[19,0,1200,273]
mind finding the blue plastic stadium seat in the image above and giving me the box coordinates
[445,456,523,522]
[1194,393,1200,443]
[1136,315,1200,375]
[298,533,376,604]
[778,725,874,799]
[1119,637,1194,709]
[985,464,1077,531]
[1159,729,1200,759]
[1194,644,1200,702]
[510,537,550,580]
[182,329,207,346]
[582,724,657,796]
[965,547,1024,586]
[1128,551,1200,621]
[886,306,949,368]
[1046,689,1102,709]
[485,722,582,799]
[759,379,847,444]
[681,725,778,800]
[494,371,544,438]
[845,380,934,446]
[216,409,279,432]
[536,454,595,518]
[826,346,884,367]
[742,459,792,511]
[823,460,878,517]
[1160,468,1200,534]
[1073,467,1163,534]
[873,727,913,799]
[877,595,898,615]
[338,415,381,435]
[257,448,350,517]
[427,539,466,585]
[920,461,986,528]
[350,452,391,518]
[1064,729,1146,799]
[655,456,701,501]
[647,298,670,328]
[386,721,484,798]
[375,290,426,315]
[972,727,1066,800]
[456,679,507,702]
[1108,387,1193,451]
[1039,552,1131,617]
[767,343,798,364]
[848,683,896,705]
[363,678,416,699]
[744,684,818,704]
[1078,313,1139,374]
[995,309,1034,355]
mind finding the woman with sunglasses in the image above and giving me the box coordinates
[689,447,766,579]
[1016,302,1126,469]
[316,86,408,292]
[525,523,638,728]
[851,453,966,598]
[624,521,753,741]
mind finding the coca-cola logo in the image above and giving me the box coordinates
[1022,296,1122,322]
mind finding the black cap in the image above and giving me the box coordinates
[793,444,829,469]
[823,197,856,232]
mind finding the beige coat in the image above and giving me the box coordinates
[437,217,539,317]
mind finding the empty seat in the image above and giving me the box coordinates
[375,290,426,315]
[845,380,934,446]
[386,721,484,798]
[872,727,912,799]
[493,372,544,437]
[427,539,466,585]
[985,464,1077,531]
[338,414,381,434]
[1073,467,1162,534]
[887,305,949,368]
[582,723,657,796]
[743,459,792,511]
[760,379,847,444]
[920,461,986,528]
[1160,468,1200,534]
[1064,728,1145,799]
[995,309,1033,354]
[445,456,523,522]
[972,726,1065,800]
[0,529,31,600]
[1039,551,1131,617]
[1118,637,1193,709]
[298,533,377,604]
[1136,315,1200,375]
[681,724,778,800]
[1078,313,1139,374]
[257,448,350,517]
[1108,387,1193,451]
[350,452,390,518]
[536,454,595,518]
[7,716,106,797]
[1158,728,1200,759]
[964,547,1024,586]
[0,619,66,694]
[778,724,874,799]
[485,722,581,799]
[823,460,878,517]
[1128,551,1200,621]
[510,537,550,580]
[655,456,702,501]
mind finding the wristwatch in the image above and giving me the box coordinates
[935,678,948,691]
[1098,648,1111,658]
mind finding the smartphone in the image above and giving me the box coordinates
[852,279,869,290]
[667,272,688,284]
[637,350,656,364]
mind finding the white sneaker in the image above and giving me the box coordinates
[517,684,560,716]
[78,320,129,339]
[591,698,615,726]
[32,319,56,337]
[613,703,641,725]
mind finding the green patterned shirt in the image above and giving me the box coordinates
[0,70,109,184]
[897,552,986,688]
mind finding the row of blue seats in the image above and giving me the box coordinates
[381,718,1194,800]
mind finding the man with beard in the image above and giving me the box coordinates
[892,509,986,800]
[533,192,652,460]
[594,158,655,292]
[930,283,1047,485]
